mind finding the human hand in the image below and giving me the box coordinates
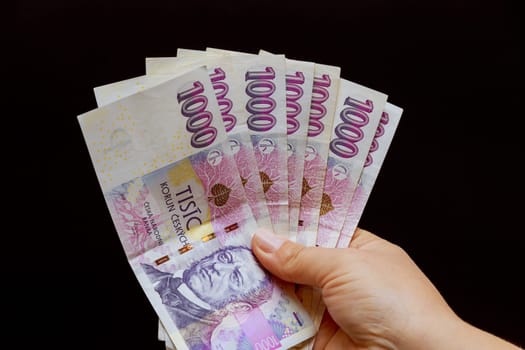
[251,228,521,350]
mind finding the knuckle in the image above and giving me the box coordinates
[390,242,405,253]
[389,242,409,257]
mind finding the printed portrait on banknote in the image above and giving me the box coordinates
[142,246,300,349]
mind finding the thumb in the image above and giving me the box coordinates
[251,228,346,288]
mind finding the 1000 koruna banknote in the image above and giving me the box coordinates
[296,64,340,247]
[79,67,315,350]
[316,79,388,248]
[204,48,290,237]
[336,103,403,248]
[96,54,277,349]
[259,50,315,242]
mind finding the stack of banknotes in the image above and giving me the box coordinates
[78,48,402,350]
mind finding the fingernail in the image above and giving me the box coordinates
[254,228,287,253]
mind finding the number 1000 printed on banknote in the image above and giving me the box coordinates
[78,67,315,350]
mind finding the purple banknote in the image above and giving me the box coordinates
[80,67,315,350]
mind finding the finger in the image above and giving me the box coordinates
[324,329,356,350]
[313,312,338,350]
[251,228,347,287]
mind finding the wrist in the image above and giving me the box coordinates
[400,313,521,350]
[398,311,465,350]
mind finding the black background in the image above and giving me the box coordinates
[17,0,523,349]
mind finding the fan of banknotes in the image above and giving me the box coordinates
[78,48,402,350]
